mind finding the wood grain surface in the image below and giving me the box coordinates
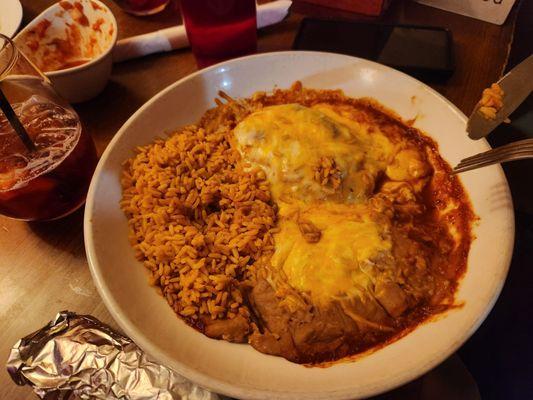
[0,0,518,398]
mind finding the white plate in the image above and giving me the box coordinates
[0,0,23,38]
[84,52,514,400]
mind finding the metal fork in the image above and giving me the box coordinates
[452,138,533,174]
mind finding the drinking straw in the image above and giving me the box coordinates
[0,87,35,151]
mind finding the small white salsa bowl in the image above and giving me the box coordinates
[14,0,117,103]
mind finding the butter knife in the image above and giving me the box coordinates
[467,54,533,140]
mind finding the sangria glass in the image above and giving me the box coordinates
[0,34,98,221]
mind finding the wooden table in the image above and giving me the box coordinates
[0,1,520,398]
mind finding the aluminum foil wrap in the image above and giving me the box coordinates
[7,311,222,400]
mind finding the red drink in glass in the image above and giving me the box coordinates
[181,0,257,68]
[115,0,170,16]
[0,34,97,221]
[0,94,97,221]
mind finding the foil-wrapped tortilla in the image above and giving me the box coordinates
[7,311,222,400]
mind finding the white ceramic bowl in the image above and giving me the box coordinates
[0,0,23,38]
[85,52,514,400]
[14,0,117,103]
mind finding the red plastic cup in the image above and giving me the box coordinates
[180,0,257,68]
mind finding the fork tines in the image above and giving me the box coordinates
[452,138,533,174]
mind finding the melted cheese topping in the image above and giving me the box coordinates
[271,203,393,306]
[234,103,426,306]
[235,104,396,203]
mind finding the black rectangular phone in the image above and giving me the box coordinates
[293,18,454,82]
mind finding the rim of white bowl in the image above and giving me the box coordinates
[84,51,515,400]
[1,0,23,38]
